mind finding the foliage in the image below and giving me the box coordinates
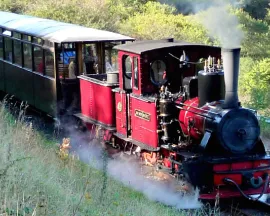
[26,0,118,31]
[233,8,270,59]
[119,2,211,44]
[161,0,270,20]
[0,0,30,13]
[260,119,270,139]
[239,58,270,112]
[265,9,270,25]
[239,0,270,20]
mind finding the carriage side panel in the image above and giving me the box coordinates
[79,77,116,127]
[0,61,4,91]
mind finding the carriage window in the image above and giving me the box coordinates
[0,36,3,59]
[23,43,32,69]
[123,55,132,90]
[63,43,75,49]
[33,37,43,45]
[13,32,21,39]
[33,46,44,74]
[84,44,98,74]
[45,50,54,78]
[105,44,118,72]
[22,35,31,42]
[13,40,22,66]
[44,40,53,48]
[133,57,139,89]
[3,30,11,37]
[4,37,12,62]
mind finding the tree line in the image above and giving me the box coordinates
[0,0,269,115]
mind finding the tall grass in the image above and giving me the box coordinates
[0,100,211,216]
[260,119,270,145]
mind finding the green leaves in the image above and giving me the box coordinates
[119,1,210,43]
[239,58,270,111]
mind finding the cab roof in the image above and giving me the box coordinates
[0,11,134,43]
[114,39,221,54]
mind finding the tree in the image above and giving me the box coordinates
[0,0,30,13]
[239,58,270,111]
[233,8,270,59]
[239,0,270,20]
[119,2,211,44]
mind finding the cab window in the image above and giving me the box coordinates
[133,57,139,90]
[150,60,167,86]
[122,55,132,91]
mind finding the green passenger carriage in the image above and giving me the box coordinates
[0,11,133,117]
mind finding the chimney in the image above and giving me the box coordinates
[222,48,241,109]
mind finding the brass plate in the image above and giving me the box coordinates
[135,109,151,121]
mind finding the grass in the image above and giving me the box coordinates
[0,100,219,216]
[260,120,270,140]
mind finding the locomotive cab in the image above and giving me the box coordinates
[113,38,221,148]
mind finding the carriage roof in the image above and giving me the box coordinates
[0,11,134,43]
[114,39,221,54]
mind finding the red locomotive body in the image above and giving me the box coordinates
[75,39,270,204]
[79,75,117,128]
[115,91,128,136]
[76,74,117,131]
[130,96,159,149]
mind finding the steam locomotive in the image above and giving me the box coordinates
[75,40,270,201]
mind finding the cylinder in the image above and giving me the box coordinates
[198,70,225,107]
[221,48,240,109]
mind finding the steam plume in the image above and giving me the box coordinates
[161,0,245,48]
[197,1,244,48]
[77,143,202,210]
[60,122,202,210]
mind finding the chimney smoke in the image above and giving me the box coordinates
[222,48,241,109]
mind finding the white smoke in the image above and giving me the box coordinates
[108,157,201,209]
[61,116,202,210]
[196,1,244,48]
[76,142,202,210]
[162,0,245,48]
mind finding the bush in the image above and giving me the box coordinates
[0,0,30,13]
[239,58,270,113]
[119,2,211,44]
[234,9,270,59]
